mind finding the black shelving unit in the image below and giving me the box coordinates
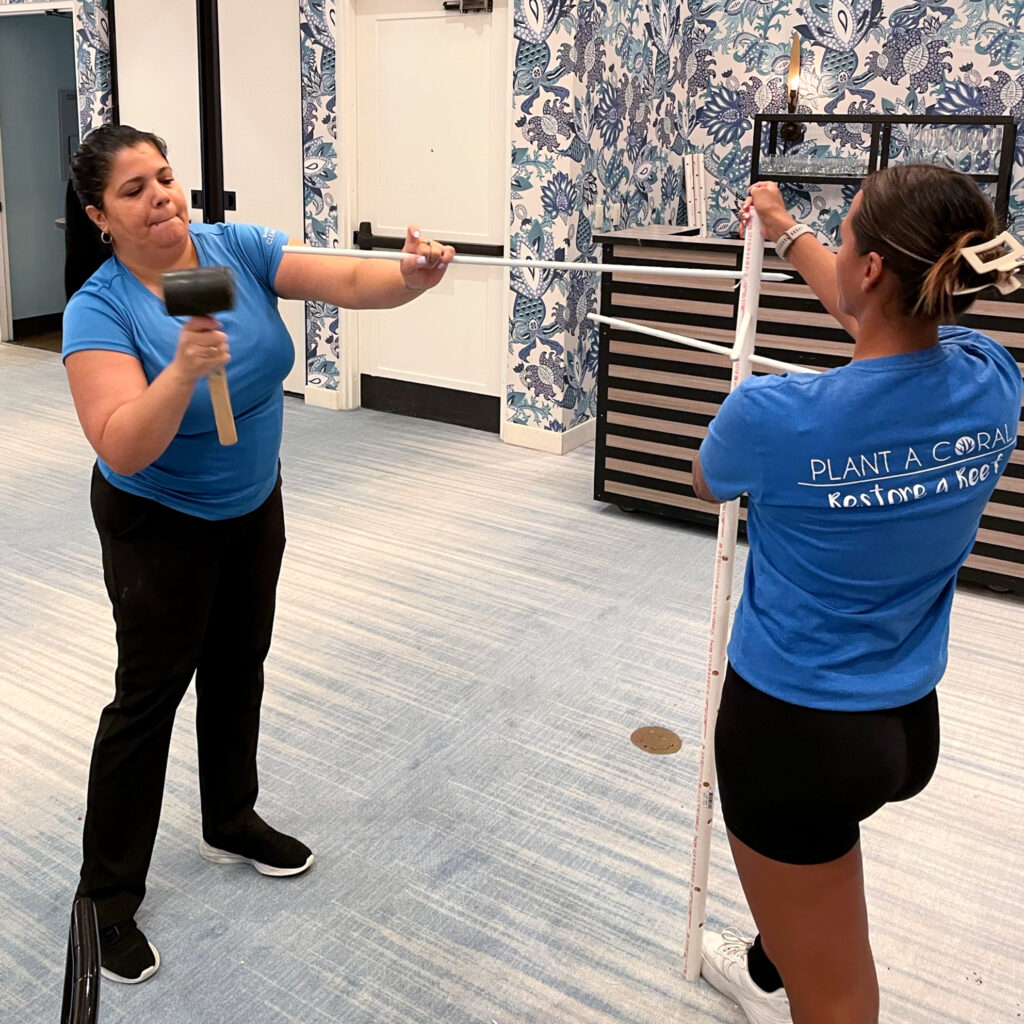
[750,113,1016,226]
[592,230,1024,594]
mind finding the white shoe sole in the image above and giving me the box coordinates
[100,941,160,984]
[198,839,314,877]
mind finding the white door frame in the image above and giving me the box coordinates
[0,0,76,343]
[336,0,514,412]
[0,117,13,343]
[499,8,513,443]
[337,0,362,409]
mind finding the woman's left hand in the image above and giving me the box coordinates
[400,224,455,291]
[739,182,795,242]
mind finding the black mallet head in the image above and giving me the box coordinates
[161,265,239,447]
[162,265,236,317]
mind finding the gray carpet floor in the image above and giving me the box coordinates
[1,341,1021,1023]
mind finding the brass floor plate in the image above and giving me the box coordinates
[630,726,682,755]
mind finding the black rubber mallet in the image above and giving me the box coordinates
[162,266,238,446]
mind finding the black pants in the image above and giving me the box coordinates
[715,665,940,864]
[77,466,286,928]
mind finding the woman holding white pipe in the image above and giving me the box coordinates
[692,166,1023,1024]
[63,123,453,985]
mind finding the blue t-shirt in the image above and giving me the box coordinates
[62,222,294,520]
[699,326,1023,712]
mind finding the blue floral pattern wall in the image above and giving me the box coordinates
[508,0,1024,435]
[72,0,113,136]
[508,0,689,433]
[682,0,1024,242]
[300,0,341,391]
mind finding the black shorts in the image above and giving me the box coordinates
[715,665,940,864]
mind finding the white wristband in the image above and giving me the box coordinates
[775,223,813,259]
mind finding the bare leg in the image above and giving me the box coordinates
[728,829,879,1024]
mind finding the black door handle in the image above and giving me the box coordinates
[354,221,503,258]
[442,0,493,11]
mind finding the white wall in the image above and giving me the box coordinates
[114,0,306,394]
[0,12,76,320]
[219,0,306,395]
[114,0,204,223]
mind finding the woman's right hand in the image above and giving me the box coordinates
[739,182,797,243]
[170,316,230,384]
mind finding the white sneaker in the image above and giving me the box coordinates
[701,927,793,1024]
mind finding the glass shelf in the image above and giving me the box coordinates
[766,172,998,186]
[767,174,864,186]
[760,155,869,178]
[750,114,1016,225]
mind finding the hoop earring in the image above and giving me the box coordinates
[100,230,112,245]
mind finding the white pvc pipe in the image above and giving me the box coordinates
[587,313,818,376]
[682,209,762,982]
[587,224,820,978]
[280,245,794,283]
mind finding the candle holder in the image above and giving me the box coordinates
[780,116,805,147]
[781,32,805,148]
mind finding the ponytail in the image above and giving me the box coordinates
[913,229,992,322]
[64,178,111,299]
[65,124,168,298]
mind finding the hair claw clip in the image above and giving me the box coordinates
[956,231,1024,295]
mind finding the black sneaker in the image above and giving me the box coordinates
[99,919,160,984]
[199,817,313,877]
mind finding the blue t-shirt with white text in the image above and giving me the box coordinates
[62,222,294,520]
[698,326,1023,711]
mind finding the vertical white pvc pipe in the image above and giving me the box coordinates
[682,210,765,981]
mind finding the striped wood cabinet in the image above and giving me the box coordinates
[593,229,1024,593]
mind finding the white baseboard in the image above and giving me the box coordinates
[303,385,346,411]
[502,416,596,455]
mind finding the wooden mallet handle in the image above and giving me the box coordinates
[162,266,239,446]
[207,370,238,445]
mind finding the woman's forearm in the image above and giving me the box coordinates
[343,259,429,310]
[783,234,857,339]
[273,229,449,309]
[748,186,858,340]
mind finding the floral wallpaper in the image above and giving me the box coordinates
[299,0,341,391]
[506,0,1024,433]
[508,0,689,432]
[682,0,1024,242]
[72,0,113,136]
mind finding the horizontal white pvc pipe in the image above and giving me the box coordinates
[587,313,820,375]
[281,245,794,283]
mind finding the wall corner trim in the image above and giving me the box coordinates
[501,416,596,455]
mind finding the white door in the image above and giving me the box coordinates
[115,0,306,394]
[218,0,306,395]
[115,0,204,224]
[352,0,508,398]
